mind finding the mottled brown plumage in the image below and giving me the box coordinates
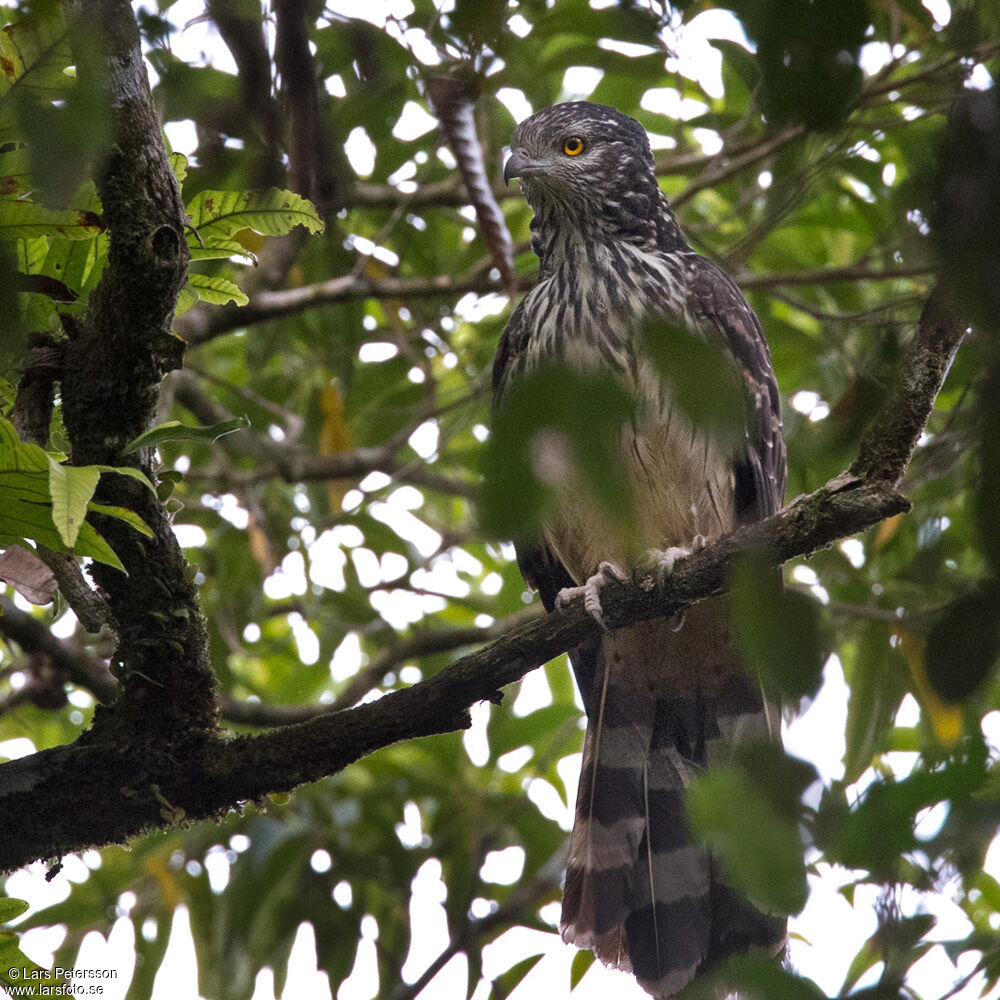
[493,102,787,997]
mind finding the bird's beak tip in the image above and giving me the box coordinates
[504,149,542,186]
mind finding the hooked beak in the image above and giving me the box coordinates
[504,148,551,185]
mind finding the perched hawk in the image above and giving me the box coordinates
[493,102,787,997]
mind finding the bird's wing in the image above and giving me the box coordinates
[687,256,786,522]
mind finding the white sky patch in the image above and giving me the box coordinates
[640,87,708,121]
[859,41,895,76]
[204,849,231,893]
[454,292,509,321]
[692,127,723,155]
[527,777,573,827]
[288,612,320,665]
[307,527,359,591]
[408,420,439,459]
[216,493,249,529]
[790,867,878,994]
[351,547,382,588]
[840,538,866,568]
[324,73,346,97]
[463,700,491,765]
[347,233,399,267]
[344,126,377,177]
[668,8,751,99]
[263,550,308,600]
[387,160,417,186]
[358,341,398,363]
[310,849,332,874]
[480,846,525,885]
[922,0,951,26]
[369,587,446,629]
[513,668,552,716]
[392,100,437,141]
[330,632,362,682]
[359,470,392,492]
[281,924,334,1000]
[507,13,531,38]
[163,119,198,159]
[497,746,533,773]
[402,860,459,987]
[411,561,470,598]
[388,485,423,509]
[0,736,36,760]
[150,908,199,1000]
[326,0,415,28]
[597,38,659,58]
[395,800,425,849]
[967,63,994,90]
[783,654,848,784]
[562,66,603,97]
[172,524,207,548]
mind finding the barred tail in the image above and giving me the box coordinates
[560,611,786,999]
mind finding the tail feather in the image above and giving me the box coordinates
[560,607,787,998]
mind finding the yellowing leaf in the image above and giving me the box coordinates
[894,628,962,747]
[872,512,902,549]
[319,383,354,510]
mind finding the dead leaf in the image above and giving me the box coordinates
[0,544,58,605]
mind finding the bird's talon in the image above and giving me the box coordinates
[556,562,626,629]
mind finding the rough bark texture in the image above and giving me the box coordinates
[57,2,217,746]
[0,2,970,875]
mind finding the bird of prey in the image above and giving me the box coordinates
[493,102,787,998]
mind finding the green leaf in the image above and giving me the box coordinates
[0,898,28,923]
[843,623,909,783]
[71,521,125,571]
[186,188,324,241]
[925,586,1000,702]
[569,948,595,990]
[184,271,249,308]
[707,954,828,1000]
[489,953,545,1000]
[188,239,256,263]
[730,554,825,700]
[93,465,156,493]
[121,416,250,455]
[87,502,153,538]
[0,200,103,240]
[638,318,748,452]
[169,151,188,183]
[482,363,636,543]
[687,766,809,915]
[47,458,100,547]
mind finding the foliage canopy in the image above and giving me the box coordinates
[0,1,999,999]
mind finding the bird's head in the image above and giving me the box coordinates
[504,102,679,250]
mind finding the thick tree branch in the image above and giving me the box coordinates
[0,467,910,871]
[0,279,963,873]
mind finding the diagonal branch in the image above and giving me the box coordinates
[0,283,965,874]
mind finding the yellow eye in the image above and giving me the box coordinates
[563,136,584,156]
